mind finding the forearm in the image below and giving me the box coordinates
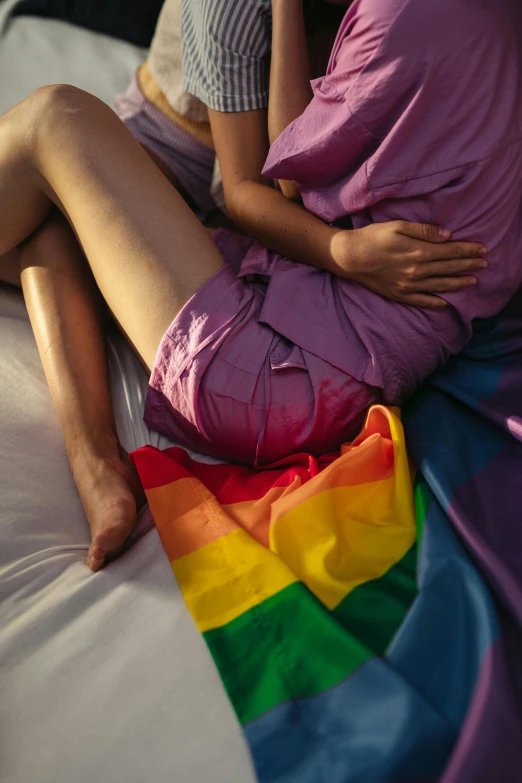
[269,0,313,145]
[227,179,346,272]
[207,107,342,267]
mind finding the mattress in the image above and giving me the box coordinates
[0,4,255,781]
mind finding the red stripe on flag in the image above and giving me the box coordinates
[132,446,331,501]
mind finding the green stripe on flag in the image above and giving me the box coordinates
[204,581,371,724]
[204,541,420,726]
[414,473,434,540]
[333,545,417,656]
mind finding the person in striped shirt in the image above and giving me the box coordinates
[180,0,273,113]
[113,0,486,307]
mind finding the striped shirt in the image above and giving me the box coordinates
[180,0,272,113]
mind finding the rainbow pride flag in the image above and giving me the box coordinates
[132,407,417,723]
[132,288,522,781]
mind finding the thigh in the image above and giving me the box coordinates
[113,78,217,218]
[27,86,226,370]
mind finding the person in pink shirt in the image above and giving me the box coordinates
[261,0,522,402]
[0,0,518,571]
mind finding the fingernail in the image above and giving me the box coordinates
[468,277,477,285]
[479,260,488,268]
[479,246,488,255]
[438,228,451,239]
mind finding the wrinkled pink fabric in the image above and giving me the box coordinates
[256,0,522,403]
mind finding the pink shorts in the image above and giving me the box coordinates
[144,237,379,466]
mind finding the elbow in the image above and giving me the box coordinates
[223,179,260,228]
[223,185,244,226]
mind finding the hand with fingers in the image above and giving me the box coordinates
[331,221,488,308]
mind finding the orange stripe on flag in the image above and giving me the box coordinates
[145,477,237,561]
[147,480,301,556]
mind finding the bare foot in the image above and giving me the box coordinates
[71,446,146,572]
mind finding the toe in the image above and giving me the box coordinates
[87,514,133,571]
[87,543,106,572]
[95,519,132,556]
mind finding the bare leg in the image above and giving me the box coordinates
[0,85,225,367]
[0,136,211,569]
[0,86,227,568]
[16,213,145,570]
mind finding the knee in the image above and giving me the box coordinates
[45,82,99,105]
[19,83,83,120]
[19,85,104,147]
[30,83,89,110]
[38,84,104,120]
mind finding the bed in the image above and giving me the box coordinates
[0,2,256,780]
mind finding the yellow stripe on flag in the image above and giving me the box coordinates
[172,528,297,632]
[269,406,415,609]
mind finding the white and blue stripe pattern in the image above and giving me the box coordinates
[180,0,272,113]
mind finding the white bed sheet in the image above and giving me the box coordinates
[0,5,256,782]
[0,0,146,110]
